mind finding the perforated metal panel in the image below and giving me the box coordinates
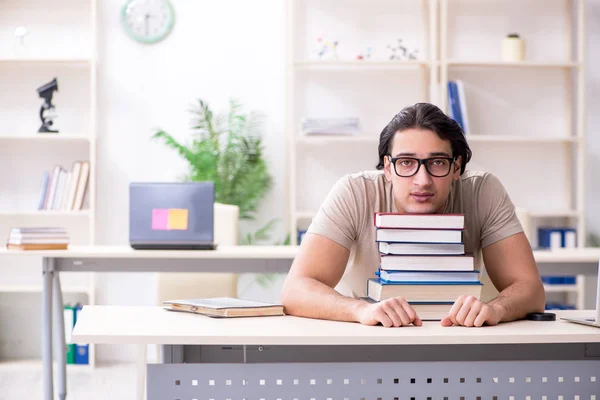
[147,360,600,400]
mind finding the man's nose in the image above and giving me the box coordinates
[413,163,433,186]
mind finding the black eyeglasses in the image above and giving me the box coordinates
[388,155,456,178]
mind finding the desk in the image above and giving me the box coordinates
[1,245,599,400]
[0,245,298,400]
[73,306,600,399]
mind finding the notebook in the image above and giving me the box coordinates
[163,297,285,318]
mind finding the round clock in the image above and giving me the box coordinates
[121,0,175,44]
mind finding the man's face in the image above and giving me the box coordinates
[383,128,462,214]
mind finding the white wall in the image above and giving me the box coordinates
[90,0,599,362]
[95,0,285,361]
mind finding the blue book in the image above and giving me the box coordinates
[74,304,89,364]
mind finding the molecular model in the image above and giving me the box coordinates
[387,39,419,61]
[314,35,339,60]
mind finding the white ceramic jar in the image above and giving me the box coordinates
[502,33,525,62]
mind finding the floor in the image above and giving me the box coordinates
[0,361,137,400]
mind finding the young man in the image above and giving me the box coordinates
[281,103,545,328]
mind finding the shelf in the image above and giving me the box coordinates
[294,60,429,70]
[0,285,91,294]
[0,210,90,217]
[465,135,578,143]
[0,134,92,142]
[543,284,579,293]
[0,57,91,66]
[529,210,581,218]
[297,136,378,145]
[446,60,580,69]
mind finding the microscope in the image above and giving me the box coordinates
[37,78,59,133]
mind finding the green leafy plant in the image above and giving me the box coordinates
[152,98,277,244]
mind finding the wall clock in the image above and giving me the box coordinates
[121,0,175,44]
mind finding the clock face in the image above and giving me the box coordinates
[121,0,175,44]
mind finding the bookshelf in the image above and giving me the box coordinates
[0,0,97,368]
[285,0,437,244]
[285,0,588,309]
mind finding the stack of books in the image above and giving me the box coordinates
[366,213,482,320]
[6,227,69,250]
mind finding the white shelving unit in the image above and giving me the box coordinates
[285,0,588,309]
[0,0,97,368]
[285,0,437,243]
[439,0,586,309]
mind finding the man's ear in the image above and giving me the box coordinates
[383,155,393,182]
[453,156,462,180]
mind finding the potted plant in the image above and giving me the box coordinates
[152,98,278,245]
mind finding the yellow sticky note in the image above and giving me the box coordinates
[168,209,188,230]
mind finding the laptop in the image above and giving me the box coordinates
[560,260,600,327]
[129,182,217,250]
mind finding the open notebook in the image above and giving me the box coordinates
[163,297,285,318]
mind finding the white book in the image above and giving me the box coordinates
[379,241,465,255]
[376,228,463,244]
[380,254,474,271]
[73,161,90,210]
[374,213,464,229]
[64,161,82,211]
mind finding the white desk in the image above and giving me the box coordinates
[1,245,599,400]
[0,245,298,400]
[73,306,600,400]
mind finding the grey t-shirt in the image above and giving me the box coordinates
[306,170,523,301]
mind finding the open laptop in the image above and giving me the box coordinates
[129,182,217,250]
[560,260,600,327]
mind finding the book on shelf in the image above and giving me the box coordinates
[374,212,464,229]
[6,226,69,250]
[447,80,469,134]
[380,253,474,271]
[37,160,90,211]
[163,297,285,318]
[301,117,360,136]
[376,227,463,244]
[379,241,465,255]
[367,279,482,302]
[377,269,480,283]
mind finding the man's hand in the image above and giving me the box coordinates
[356,297,422,327]
[441,295,504,327]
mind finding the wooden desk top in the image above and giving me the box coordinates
[72,306,600,346]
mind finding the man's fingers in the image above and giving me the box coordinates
[376,309,394,328]
[455,296,476,325]
[382,302,404,327]
[447,296,465,325]
[440,316,453,326]
[474,306,490,327]
[399,300,422,326]
[463,302,481,327]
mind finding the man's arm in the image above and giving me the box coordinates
[280,233,359,322]
[442,232,545,326]
[281,233,422,327]
[483,232,546,320]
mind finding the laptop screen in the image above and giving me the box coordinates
[129,182,215,245]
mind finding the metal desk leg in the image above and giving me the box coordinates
[42,257,54,400]
[53,264,67,400]
[137,344,147,400]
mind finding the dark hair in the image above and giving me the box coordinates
[376,102,472,174]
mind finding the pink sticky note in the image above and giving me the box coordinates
[152,209,169,230]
